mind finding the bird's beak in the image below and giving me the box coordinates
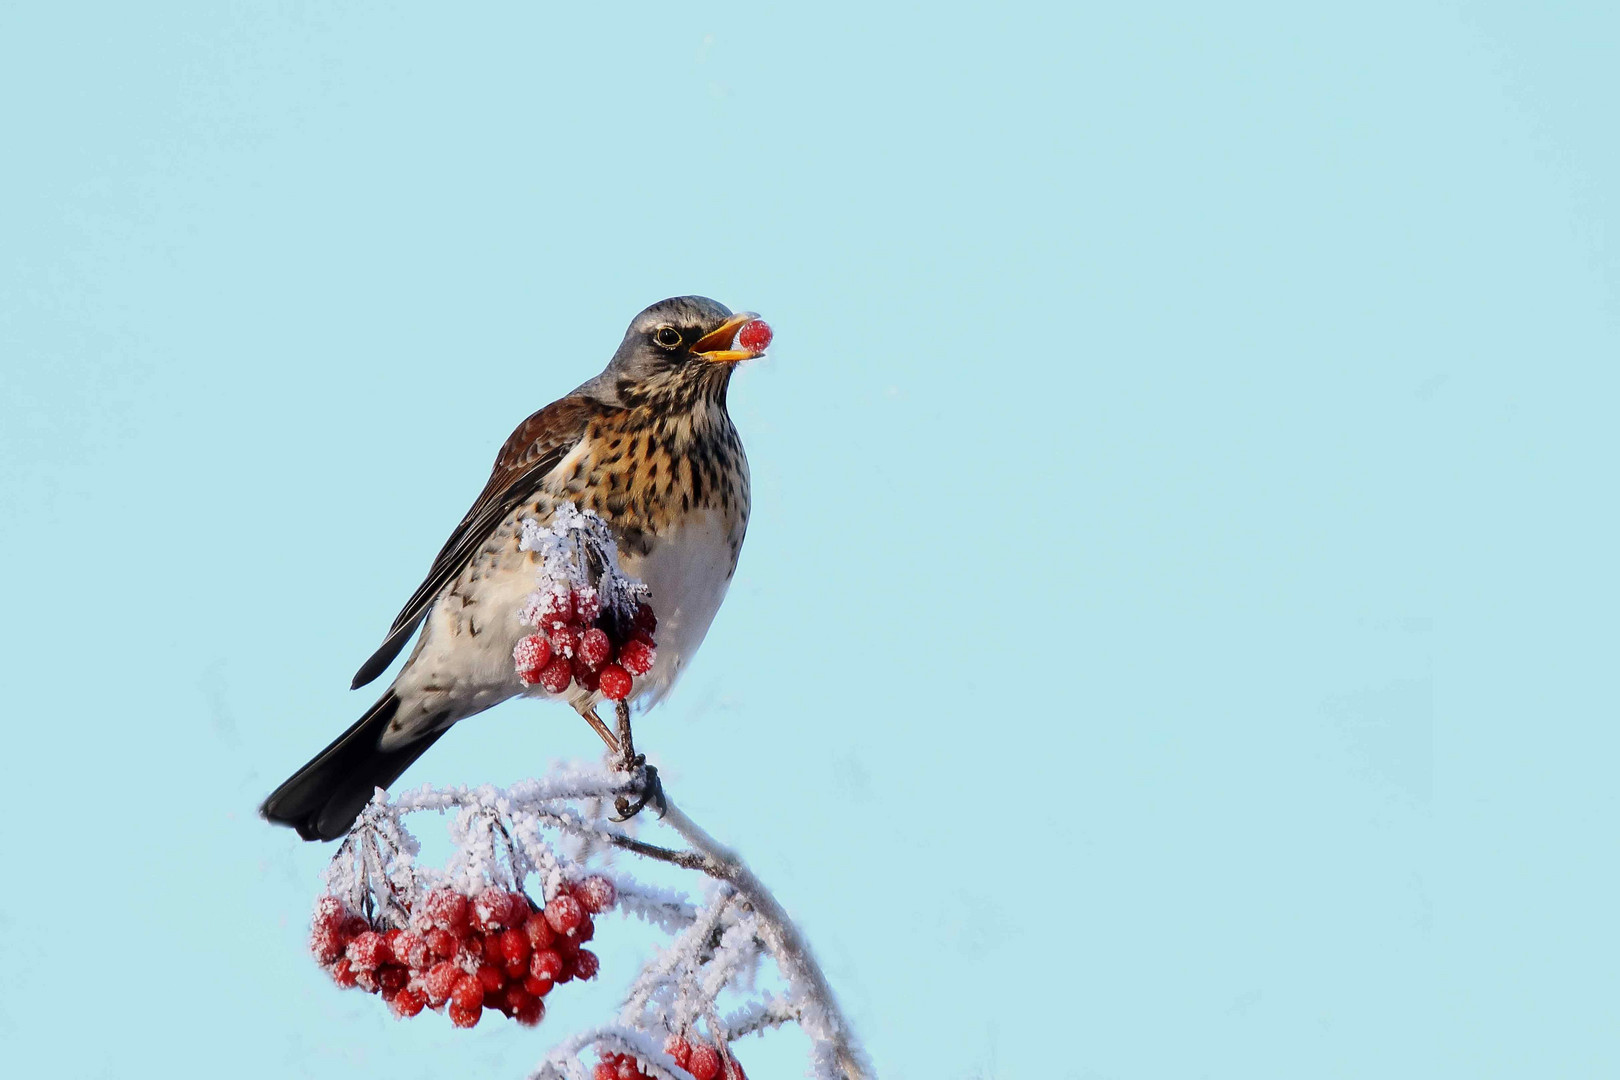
[692,313,764,364]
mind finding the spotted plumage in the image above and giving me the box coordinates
[262,297,764,841]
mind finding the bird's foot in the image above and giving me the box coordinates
[612,758,665,822]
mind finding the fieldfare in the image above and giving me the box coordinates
[261,296,766,841]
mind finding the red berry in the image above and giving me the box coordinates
[572,660,601,692]
[664,1036,693,1069]
[595,1066,618,1080]
[632,603,657,634]
[514,634,553,684]
[548,624,580,657]
[312,895,346,934]
[425,890,470,936]
[530,949,565,982]
[424,961,460,1005]
[391,987,426,1018]
[687,1044,722,1080]
[378,965,409,993]
[578,627,612,668]
[598,664,632,701]
[499,928,531,976]
[472,888,517,932]
[340,914,370,938]
[617,638,655,676]
[538,656,573,693]
[522,911,556,950]
[522,973,554,997]
[502,983,541,1025]
[425,927,457,958]
[574,876,617,913]
[451,973,484,1010]
[572,948,600,980]
[575,589,601,624]
[346,931,388,971]
[476,963,506,994]
[448,997,482,1028]
[737,319,772,353]
[544,894,585,935]
[538,589,575,629]
[353,968,381,994]
[393,931,429,970]
[329,958,358,988]
[310,927,345,964]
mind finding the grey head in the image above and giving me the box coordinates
[574,296,765,406]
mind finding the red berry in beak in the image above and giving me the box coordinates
[737,319,772,353]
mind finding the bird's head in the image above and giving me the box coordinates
[594,296,771,407]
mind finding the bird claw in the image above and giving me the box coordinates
[612,760,665,822]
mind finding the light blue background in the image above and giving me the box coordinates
[2,3,1614,1077]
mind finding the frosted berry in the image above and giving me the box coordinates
[547,624,580,658]
[425,889,470,936]
[579,627,612,668]
[378,965,408,994]
[530,949,565,982]
[574,589,601,624]
[448,997,482,1028]
[425,927,457,958]
[346,931,388,971]
[574,876,617,914]
[393,931,429,969]
[472,887,518,932]
[390,987,426,1018]
[539,589,575,629]
[544,894,586,936]
[687,1044,722,1080]
[523,911,556,950]
[617,638,655,676]
[572,948,600,980]
[424,961,460,1005]
[538,656,573,693]
[598,664,632,701]
[664,1036,693,1069]
[353,967,380,994]
[312,895,346,934]
[340,914,369,937]
[329,958,358,987]
[310,927,345,964]
[514,634,553,684]
[737,319,772,353]
[522,972,554,997]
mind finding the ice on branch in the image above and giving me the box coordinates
[304,766,870,1080]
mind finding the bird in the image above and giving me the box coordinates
[261,296,766,841]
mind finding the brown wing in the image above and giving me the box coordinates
[349,395,609,689]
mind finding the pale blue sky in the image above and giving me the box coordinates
[1,3,1615,1078]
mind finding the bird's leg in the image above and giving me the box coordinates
[572,701,621,757]
[610,699,665,821]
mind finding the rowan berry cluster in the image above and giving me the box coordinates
[515,588,658,702]
[308,876,616,1028]
[592,1037,744,1080]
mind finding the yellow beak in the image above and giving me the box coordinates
[691,313,764,363]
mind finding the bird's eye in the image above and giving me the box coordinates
[654,326,682,349]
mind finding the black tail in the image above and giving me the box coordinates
[259,692,447,841]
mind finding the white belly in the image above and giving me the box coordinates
[616,509,741,710]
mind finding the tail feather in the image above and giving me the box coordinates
[259,692,447,841]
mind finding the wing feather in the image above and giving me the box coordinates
[349,395,607,689]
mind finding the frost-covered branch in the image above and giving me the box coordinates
[305,765,870,1080]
